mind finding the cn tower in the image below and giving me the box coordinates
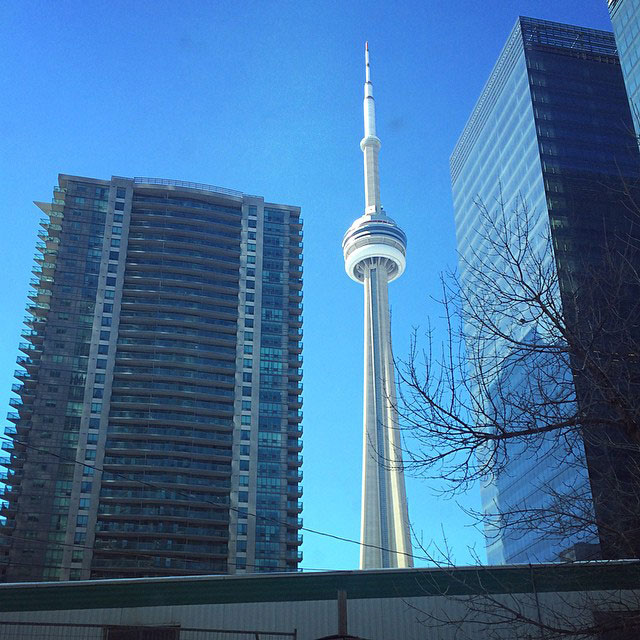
[342,43,413,569]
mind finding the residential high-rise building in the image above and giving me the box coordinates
[450,17,640,564]
[342,44,412,569]
[0,175,303,581]
[608,0,640,135]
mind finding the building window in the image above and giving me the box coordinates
[241,401,251,410]
[243,372,252,382]
[106,277,117,287]
[116,187,126,199]
[241,415,251,425]
[114,201,125,211]
[243,358,252,368]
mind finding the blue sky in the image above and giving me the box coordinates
[0,1,613,571]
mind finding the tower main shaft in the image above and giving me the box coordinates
[342,44,412,569]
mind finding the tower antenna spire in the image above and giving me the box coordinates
[361,42,381,215]
[365,41,370,83]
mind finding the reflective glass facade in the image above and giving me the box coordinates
[0,175,303,581]
[451,17,640,564]
[609,0,640,135]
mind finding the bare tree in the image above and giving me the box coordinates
[397,188,640,570]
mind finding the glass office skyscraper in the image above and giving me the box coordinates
[609,0,640,135]
[450,17,640,564]
[0,175,303,581]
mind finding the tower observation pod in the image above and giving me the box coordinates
[342,43,413,569]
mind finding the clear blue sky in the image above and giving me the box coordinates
[0,1,613,571]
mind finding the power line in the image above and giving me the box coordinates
[0,432,429,565]
[0,531,333,574]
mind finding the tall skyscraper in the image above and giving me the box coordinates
[608,0,640,135]
[0,175,303,581]
[342,44,412,570]
[450,17,640,563]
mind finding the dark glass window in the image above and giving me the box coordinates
[114,201,125,211]
[116,187,126,198]
[109,251,119,260]
[106,277,117,286]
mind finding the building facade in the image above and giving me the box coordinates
[342,45,412,569]
[0,175,303,581]
[450,18,640,563]
[609,0,640,135]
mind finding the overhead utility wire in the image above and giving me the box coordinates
[0,433,429,564]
